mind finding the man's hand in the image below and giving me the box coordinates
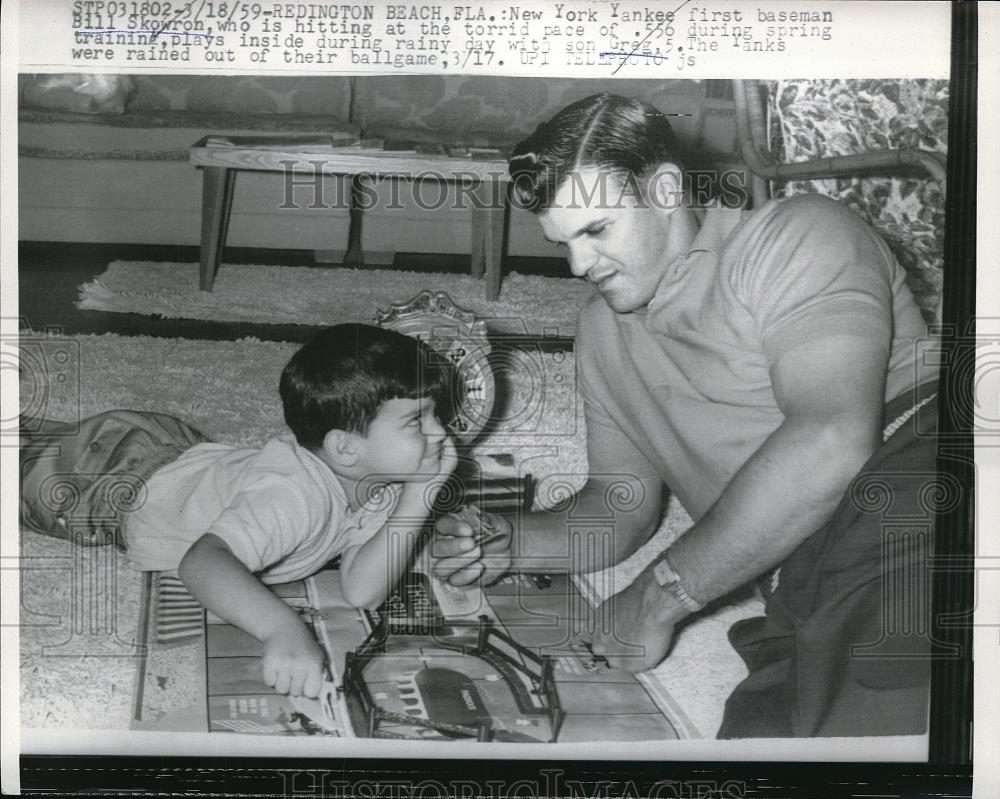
[584,563,690,673]
[476,510,514,584]
[431,507,513,587]
[260,620,326,698]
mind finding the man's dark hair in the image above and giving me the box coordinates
[280,323,457,450]
[509,93,681,213]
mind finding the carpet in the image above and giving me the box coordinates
[18,333,762,738]
[77,262,597,337]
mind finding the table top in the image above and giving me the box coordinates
[190,135,510,181]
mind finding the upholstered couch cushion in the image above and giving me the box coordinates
[19,109,359,161]
[127,75,353,116]
[18,74,357,160]
[19,75,738,163]
[351,76,716,151]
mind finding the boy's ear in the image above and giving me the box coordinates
[647,162,685,216]
[322,429,361,467]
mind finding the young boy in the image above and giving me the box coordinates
[20,324,459,698]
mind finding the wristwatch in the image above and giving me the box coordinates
[652,552,706,613]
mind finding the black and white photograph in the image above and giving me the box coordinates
[1,1,993,796]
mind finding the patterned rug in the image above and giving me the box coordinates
[18,332,761,739]
[77,261,596,337]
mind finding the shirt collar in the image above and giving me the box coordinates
[685,205,748,256]
[650,205,746,291]
[643,205,749,323]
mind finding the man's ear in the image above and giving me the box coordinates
[647,163,686,215]
[322,429,361,468]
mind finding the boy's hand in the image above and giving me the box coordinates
[260,621,326,698]
[178,535,328,696]
[411,436,458,487]
[431,505,513,587]
[435,436,459,481]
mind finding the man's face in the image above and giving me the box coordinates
[538,167,675,314]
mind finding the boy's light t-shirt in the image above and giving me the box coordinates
[125,433,398,585]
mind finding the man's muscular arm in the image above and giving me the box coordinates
[432,412,664,584]
[591,332,888,671]
[510,475,664,574]
[670,332,887,601]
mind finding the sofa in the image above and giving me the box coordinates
[18,75,740,260]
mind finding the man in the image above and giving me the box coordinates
[433,93,940,738]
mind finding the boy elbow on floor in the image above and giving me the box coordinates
[340,576,386,611]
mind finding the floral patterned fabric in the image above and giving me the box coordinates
[767,79,949,323]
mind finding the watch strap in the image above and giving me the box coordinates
[652,552,706,613]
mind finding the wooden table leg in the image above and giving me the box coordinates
[342,174,367,268]
[470,198,486,281]
[472,180,508,301]
[199,166,235,291]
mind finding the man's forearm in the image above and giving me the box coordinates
[510,478,662,574]
[666,415,879,605]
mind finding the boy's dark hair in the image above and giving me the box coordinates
[280,323,458,450]
[509,93,682,213]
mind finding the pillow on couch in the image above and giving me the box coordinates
[21,74,136,115]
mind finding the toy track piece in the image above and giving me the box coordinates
[343,616,564,743]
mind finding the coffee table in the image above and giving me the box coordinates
[189,136,511,300]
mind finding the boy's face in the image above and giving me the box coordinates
[355,396,447,480]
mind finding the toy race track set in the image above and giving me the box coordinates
[134,559,700,743]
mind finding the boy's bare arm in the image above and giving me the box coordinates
[178,533,325,697]
[338,438,458,608]
[337,485,436,608]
